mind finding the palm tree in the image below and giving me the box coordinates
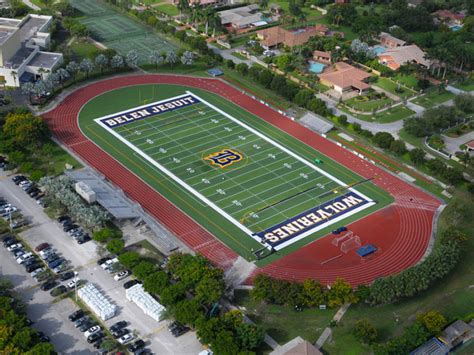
[177,0,189,22]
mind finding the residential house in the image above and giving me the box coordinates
[257,24,329,49]
[410,337,450,355]
[270,337,323,355]
[432,9,465,25]
[318,62,371,94]
[0,14,63,87]
[379,32,406,48]
[218,5,268,29]
[378,44,430,70]
[313,50,331,63]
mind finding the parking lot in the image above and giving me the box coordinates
[0,171,203,354]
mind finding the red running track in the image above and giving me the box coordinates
[42,74,442,286]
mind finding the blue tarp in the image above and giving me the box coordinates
[208,68,223,77]
[357,244,377,257]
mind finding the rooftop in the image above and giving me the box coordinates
[379,31,406,47]
[27,51,62,69]
[0,27,16,45]
[270,337,323,355]
[379,44,429,69]
[318,62,371,90]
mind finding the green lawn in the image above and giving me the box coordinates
[154,3,179,16]
[323,189,474,354]
[234,290,336,345]
[344,95,393,112]
[269,0,322,21]
[338,104,415,123]
[391,73,419,89]
[78,84,391,265]
[411,88,455,108]
[373,77,417,99]
[453,79,474,92]
[69,40,103,59]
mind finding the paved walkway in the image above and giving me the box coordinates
[22,0,40,10]
[315,303,351,349]
[406,101,426,116]
[209,45,253,66]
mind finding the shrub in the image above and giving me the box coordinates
[353,319,378,344]
[106,239,124,255]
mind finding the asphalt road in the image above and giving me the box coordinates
[0,170,203,354]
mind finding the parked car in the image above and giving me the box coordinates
[68,310,85,322]
[25,263,42,273]
[97,257,111,266]
[123,280,140,289]
[7,243,22,252]
[52,264,68,274]
[63,224,78,232]
[79,321,96,333]
[101,258,119,270]
[17,253,33,264]
[87,332,104,344]
[128,339,146,352]
[50,285,67,297]
[40,280,58,291]
[13,249,26,258]
[67,279,80,289]
[77,235,91,244]
[48,258,64,269]
[35,243,50,252]
[37,331,50,343]
[84,325,101,338]
[45,254,59,263]
[114,270,130,281]
[74,316,90,328]
[3,237,18,247]
[118,333,135,345]
[31,267,45,277]
[12,175,27,184]
[23,258,39,268]
[110,321,127,333]
[60,271,75,281]
[57,215,70,223]
[112,328,129,339]
[40,250,55,260]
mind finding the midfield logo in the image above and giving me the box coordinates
[204,149,243,168]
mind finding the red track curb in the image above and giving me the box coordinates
[42,74,441,286]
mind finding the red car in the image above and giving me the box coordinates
[35,243,50,252]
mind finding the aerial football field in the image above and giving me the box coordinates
[79,84,393,264]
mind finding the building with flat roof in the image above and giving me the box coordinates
[218,5,268,29]
[0,14,63,87]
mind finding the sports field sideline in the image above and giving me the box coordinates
[80,84,392,262]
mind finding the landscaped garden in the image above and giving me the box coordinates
[344,91,393,112]
[339,104,415,123]
[453,78,474,92]
[411,87,455,108]
[373,77,417,99]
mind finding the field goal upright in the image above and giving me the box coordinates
[341,235,361,254]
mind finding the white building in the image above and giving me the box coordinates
[0,14,63,87]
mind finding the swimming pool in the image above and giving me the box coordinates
[450,25,463,31]
[372,45,387,55]
[308,61,326,74]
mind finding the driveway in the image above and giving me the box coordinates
[0,171,203,354]
[442,131,474,155]
[209,45,253,66]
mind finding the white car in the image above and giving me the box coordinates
[101,257,119,270]
[114,270,129,281]
[84,325,101,337]
[67,279,80,289]
[7,243,23,252]
[16,253,33,264]
[118,333,135,344]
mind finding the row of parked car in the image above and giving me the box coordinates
[57,215,91,245]
[12,175,47,208]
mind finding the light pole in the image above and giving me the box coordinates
[74,271,79,301]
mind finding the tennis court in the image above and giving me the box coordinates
[70,0,176,62]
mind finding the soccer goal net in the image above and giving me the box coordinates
[341,235,361,254]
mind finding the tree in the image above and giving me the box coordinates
[235,322,265,350]
[106,239,124,254]
[338,115,348,126]
[236,63,248,76]
[92,227,121,243]
[143,271,170,295]
[95,54,109,74]
[173,299,203,326]
[126,50,140,68]
[20,82,34,103]
[454,93,474,114]
[372,132,395,149]
[353,319,378,344]
[389,140,407,155]
[276,54,292,72]
[111,55,124,71]
[3,112,50,149]
[165,50,178,68]
[79,58,94,79]
[293,89,313,107]
[327,278,358,308]
[195,276,225,305]
[409,148,426,165]
[302,279,325,307]
[211,330,240,355]
[149,50,163,69]
[132,261,156,280]
[180,51,194,65]
[66,61,79,83]
[417,311,447,335]
[118,251,141,269]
